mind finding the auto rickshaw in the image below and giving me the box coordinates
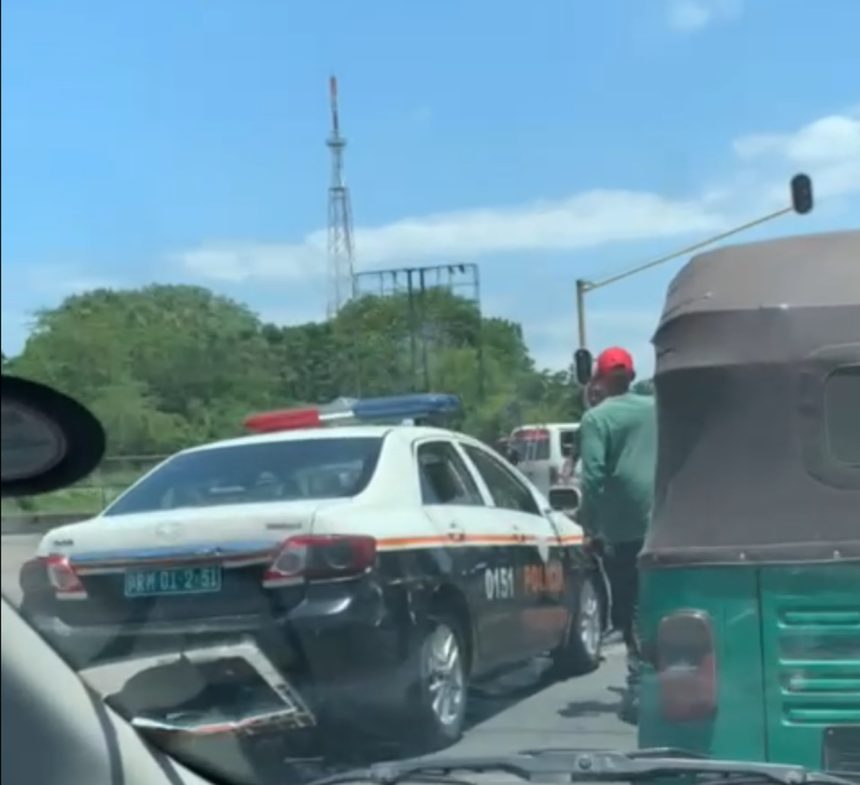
[635,230,860,774]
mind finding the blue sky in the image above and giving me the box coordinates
[3,0,859,376]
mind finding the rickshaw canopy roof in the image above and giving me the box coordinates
[643,230,860,567]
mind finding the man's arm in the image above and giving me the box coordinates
[578,411,608,539]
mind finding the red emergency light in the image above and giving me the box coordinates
[244,394,461,434]
[244,408,323,433]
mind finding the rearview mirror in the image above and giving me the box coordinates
[548,486,580,513]
[574,348,593,385]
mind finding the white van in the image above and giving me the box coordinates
[509,422,580,497]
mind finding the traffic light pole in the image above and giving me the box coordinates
[574,174,814,350]
[575,279,588,350]
[575,206,793,348]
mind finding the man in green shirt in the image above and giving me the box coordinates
[578,346,656,724]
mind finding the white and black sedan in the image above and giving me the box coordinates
[21,395,608,750]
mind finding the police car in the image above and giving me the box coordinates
[22,394,607,749]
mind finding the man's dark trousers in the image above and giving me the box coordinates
[604,538,644,723]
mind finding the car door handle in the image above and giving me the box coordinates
[447,522,466,542]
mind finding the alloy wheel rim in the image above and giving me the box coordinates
[424,623,465,727]
[578,580,602,658]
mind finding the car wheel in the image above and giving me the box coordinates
[406,614,468,751]
[552,574,603,677]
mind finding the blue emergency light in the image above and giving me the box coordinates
[245,393,462,433]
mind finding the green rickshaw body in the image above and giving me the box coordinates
[638,231,860,775]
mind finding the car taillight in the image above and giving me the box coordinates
[656,610,717,722]
[262,535,377,589]
[44,555,87,599]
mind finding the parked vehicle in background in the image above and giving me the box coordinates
[509,423,580,497]
[21,394,606,753]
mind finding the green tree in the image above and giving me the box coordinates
[10,286,277,452]
[10,283,588,453]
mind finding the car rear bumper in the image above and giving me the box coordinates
[31,577,419,711]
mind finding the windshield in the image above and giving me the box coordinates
[3,2,859,784]
[103,438,383,516]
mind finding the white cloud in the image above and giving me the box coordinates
[734,108,860,202]
[175,241,325,284]
[666,0,743,32]
[172,105,860,291]
[176,192,725,284]
[734,112,860,165]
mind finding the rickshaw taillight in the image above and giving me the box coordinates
[656,611,717,721]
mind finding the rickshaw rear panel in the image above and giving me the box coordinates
[639,566,768,760]
[639,230,860,773]
[759,564,860,770]
[639,563,860,770]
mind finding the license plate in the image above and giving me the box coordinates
[124,565,222,597]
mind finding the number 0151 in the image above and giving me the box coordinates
[484,567,515,600]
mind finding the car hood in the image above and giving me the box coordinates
[36,499,351,559]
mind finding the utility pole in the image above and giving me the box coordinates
[326,75,356,319]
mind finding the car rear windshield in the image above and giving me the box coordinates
[510,428,550,461]
[103,437,383,516]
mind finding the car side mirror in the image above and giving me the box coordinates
[2,375,106,498]
[548,486,580,513]
[574,348,593,385]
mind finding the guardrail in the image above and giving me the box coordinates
[1,454,167,537]
[1,514,91,536]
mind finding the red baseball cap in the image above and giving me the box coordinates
[594,346,635,379]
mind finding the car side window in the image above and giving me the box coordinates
[417,441,484,506]
[462,444,541,515]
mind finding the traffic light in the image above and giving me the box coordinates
[791,173,814,215]
[574,348,593,385]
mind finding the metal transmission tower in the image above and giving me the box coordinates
[326,75,356,318]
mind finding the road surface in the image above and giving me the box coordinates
[2,532,635,781]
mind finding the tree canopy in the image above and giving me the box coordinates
[6,284,593,455]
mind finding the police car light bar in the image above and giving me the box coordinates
[244,393,462,433]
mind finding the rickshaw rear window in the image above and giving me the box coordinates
[824,365,860,466]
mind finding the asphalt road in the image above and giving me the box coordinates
[1,532,635,781]
[1,534,39,606]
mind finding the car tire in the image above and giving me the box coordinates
[552,574,603,677]
[404,613,468,752]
